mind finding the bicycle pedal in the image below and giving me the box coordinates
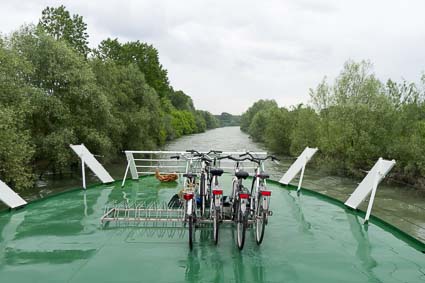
[268,211,273,216]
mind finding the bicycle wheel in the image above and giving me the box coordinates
[200,174,205,217]
[188,215,194,250]
[231,179,238,220]
[236,201,246,250]
[255,209,267,245]
[213,208,219,245]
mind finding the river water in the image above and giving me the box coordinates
[164,127,425,243]
[14,126,425,243]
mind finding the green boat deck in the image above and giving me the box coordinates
[0,175,423,282]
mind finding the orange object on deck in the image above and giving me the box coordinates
[155,168,179,182]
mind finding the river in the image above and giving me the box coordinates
[13,126,425,243]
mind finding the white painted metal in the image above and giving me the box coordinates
[0,179,27,208]
[279,147,318,186]
[125,151,139,180]
[297,164,306,193]
[70,144,114,187]
[345,158,396,223]
[123,150,268,178]
[81,158,86,189]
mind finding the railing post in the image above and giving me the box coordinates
[81,157,86,189]
[297,163,306,193]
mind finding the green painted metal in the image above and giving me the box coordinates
[0,175,423,283]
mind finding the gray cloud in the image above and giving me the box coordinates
[1,0,425,114]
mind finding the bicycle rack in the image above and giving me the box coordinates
[106,150,271,228]
[101,201,186,225]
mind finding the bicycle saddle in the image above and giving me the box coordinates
[183,173,197,178]
[235,171,249,179]
[210,168,224,176]
[257,173,270,179]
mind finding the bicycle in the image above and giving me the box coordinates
[240,152,279,244]
[171,153,201,250]
[207,153,228,245]
[185,150,213,217]
[225,155,251,250]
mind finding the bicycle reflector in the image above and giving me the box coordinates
[260,190,272,196]
[239,193,250,199]
[183,193,194,200]
[212,189,223,195]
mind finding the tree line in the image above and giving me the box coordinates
[215,112,241,127]
[0,6,219,190]
[241,60,425,189]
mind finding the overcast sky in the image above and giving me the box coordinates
[1,0,424,114]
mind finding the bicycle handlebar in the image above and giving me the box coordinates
[207,150,223,154]
[239,152,280,162]
[221,155,252,162]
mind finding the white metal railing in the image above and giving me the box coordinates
[121,150,268,187]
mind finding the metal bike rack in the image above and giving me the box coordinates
[101,201,186,225]
[104,150,270,226]
[100,200,258,226]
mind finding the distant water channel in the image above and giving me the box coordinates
[16,126,425,243]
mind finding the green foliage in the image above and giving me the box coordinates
[215,112,241,127]
[171,110,197,138]
[169,90,195,111]
[289,106,320,156]
[0,5,218,190]
[38,5,90,57]
[95,38,171,97]
[242,60,425,188]
[0,44,35,189]
[0,108,35,189]
[200,111,220,129]
[240,99,278,132]
[264,108,292,155]
[10,28,115,171]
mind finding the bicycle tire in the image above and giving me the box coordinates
[231,179,238,220]
[213,208,219,245]
[236,201,246,250]
[200,174,205,217]
[255,209,267,245]
[189,215,194,250]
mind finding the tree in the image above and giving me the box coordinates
[240,99,278,132]
[95,39,171,97]
[38,5,90,57]
[10,27,114,172]
[0,43,35,189]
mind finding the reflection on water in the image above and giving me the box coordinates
[346,213,379,282]
[285,191,313,234]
